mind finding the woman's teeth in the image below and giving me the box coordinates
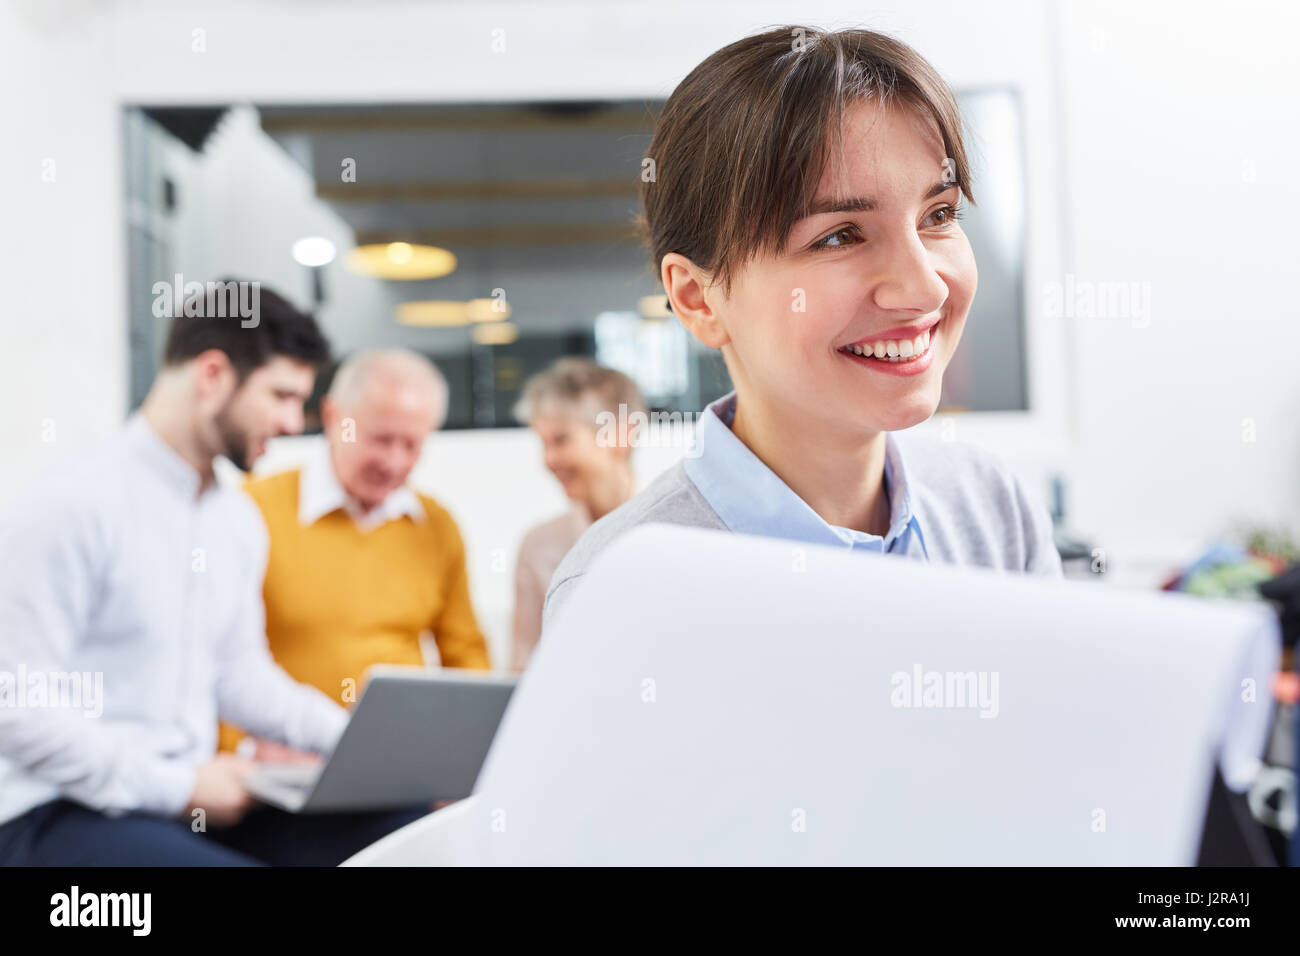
[842,328,931,362]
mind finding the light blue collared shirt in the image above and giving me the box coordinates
[683,392,930,561]
[543,390,1064,627]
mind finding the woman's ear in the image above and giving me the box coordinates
[662,253,730,349]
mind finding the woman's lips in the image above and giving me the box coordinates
[838,318,940,378]
[843,316,942,349]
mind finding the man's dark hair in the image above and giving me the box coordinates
[161,278,331,379]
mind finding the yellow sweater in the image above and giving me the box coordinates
[219,469,491,751]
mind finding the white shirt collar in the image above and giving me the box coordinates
[298,439,425,532]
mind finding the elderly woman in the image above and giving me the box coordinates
[510,358,646,670]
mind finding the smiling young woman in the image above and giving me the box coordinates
[541,25,1062,630]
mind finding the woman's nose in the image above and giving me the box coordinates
[872,232,949,315]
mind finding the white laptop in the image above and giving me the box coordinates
[447,524,1279,865]
[245,667,516,814]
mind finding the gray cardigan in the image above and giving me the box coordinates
[542,433,1064,630]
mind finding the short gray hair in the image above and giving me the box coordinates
[328,348,450,430]
[513,357,647,427]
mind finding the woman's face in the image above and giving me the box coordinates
[531,409,624,504]
[715,99,977,437]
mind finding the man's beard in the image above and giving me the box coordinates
[213,399,254,472]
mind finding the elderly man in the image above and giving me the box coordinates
[221,348,490,754]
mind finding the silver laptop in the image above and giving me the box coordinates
[245,666,516,814]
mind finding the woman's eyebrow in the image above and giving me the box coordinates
[799,182,957,220]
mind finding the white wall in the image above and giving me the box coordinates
[1,1,125,494]
[1050,0,1300,567]
[3,0,1298,643]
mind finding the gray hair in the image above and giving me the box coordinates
[513,357,647,427]
[328,348,450,430]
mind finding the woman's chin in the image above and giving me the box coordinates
[863,393,941,433]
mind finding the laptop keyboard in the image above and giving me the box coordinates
[254,764,321,789]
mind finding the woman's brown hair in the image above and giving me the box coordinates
[640,25,975,298]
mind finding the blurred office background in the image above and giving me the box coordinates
[2,0,1298,666]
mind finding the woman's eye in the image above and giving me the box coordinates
[813,226,861,250]
[925,204,964,228]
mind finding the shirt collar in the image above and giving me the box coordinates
[683,391,929,560]
[124,411,206,500]
[298,439,425,531]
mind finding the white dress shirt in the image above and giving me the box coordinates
[297,439,425,533]
[0,414,349,825]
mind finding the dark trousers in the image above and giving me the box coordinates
[0,799,429,866]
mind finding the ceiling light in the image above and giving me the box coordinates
[467,298,511,322]
[396,301,470,326]
[347,243,457,280]
[396,298,512,327]
[292,236,336,267]
[471,322,519,345]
